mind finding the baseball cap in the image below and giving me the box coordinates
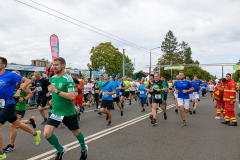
[112,74,116,78]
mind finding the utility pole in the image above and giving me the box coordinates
[222,65,223,78]
[123,49,125,77]
[150,47,161,75]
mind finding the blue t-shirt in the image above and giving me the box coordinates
[202,83,208,91]
[101,81,115,100]
[191,80,202,94]
[119,82,125,93]
[163,82,169,95]
[175,80,192,99]
[138,84,147,98]
[0,71,23,106]
[112,80,121,97]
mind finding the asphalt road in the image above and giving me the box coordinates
[1,93,240,160]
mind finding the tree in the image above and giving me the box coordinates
[41,58,52,67]
[87,42,134,76]
[232,60,240,82]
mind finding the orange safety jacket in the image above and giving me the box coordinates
[223,79,236,102]
[213,83,225,100]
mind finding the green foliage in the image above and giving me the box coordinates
[154,30,215,81]
[41,58,52,67]
[232,60,240,82]
[87,42,134,76]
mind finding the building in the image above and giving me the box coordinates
[31,59,45,67]
[134,72,149,80]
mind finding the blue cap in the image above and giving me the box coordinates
[112,74,116,78]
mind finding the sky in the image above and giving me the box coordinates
[0,0,240,78]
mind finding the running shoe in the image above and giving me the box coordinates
[55,146,67,160]
[215,116,220,119]
[87,101,91,108]
[107,121,112,126]
[3,144,15,153]
[112,107,115,110]
[229,122,238,126]
[29,116,36,129]
[146,101,149,106]
[198,99,200,102]
[149,115,153,121]
[193,103,195,107]
[129,102,132,105]
[221,121,230,124]
[94,108,98,112]
[151,119,156,125]
[203,97,205,99]
[175,109,178,113]
[77,113,81,121]
[121,110,123,116]
[80,145,88,160]
[181,121,186,127]
[98,111,102,115]
[164,113,167,120]
[40,119,47,125]
[92,102,95,106]
[34,130,41,146]
[193,110,196,114]
[141,109,145,112]
[106,114,109,120]
[0,153,6,160]
[189,108,192,115]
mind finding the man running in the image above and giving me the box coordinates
[129,77,137,104]
[161,76,169,110]
[173,75,180,113]
[149,74,168,125]
[168,80,173,96]
[202,80,208,98]
[190,75,202,114]
[138,78,147,112]
[111,74,123,116]
[32,71,51,125]
[175,71,194,127]
[0,57,41,160]
[118,77,126,110]
[123,76,130,104]
[99,73,116,126]
[3,71,37,153]
[97,74,104,115]
[44,57,88,160]
[144,74,154,119]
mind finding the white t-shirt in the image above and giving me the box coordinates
[130,81,136,91]
[209,84,214,91]
[84,83,91,93]
[136,82,140,88]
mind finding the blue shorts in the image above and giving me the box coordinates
[0,104,18,125]
[140,97,147,106]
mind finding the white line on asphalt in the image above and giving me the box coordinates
[28,104,175,160]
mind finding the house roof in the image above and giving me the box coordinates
[140,72,149,76]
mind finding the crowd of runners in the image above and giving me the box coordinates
[0,56,239,160]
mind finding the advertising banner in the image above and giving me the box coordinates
[50,34,59,61]
[164,66,184,70]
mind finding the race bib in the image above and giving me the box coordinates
[155,94,161,99]
[148,94,151,98]
[84,91,88,94]
[92,91,95,94]
[37,86,42,91]
[112,94,117,98]
[102,92,108,97]
[193,92,198,95]
[95,90,99,93]
[130,87,135,91]
[75,92,78,96]
[120,92,122,95]
[50,113,64,122]
[0,99,5,108]
[202,87,205,89]
[140,91,144,94]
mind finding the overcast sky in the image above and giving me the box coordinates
[1,0,240,78]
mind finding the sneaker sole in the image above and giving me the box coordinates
[4,147,15,153]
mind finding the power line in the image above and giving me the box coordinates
[15,0,160,55]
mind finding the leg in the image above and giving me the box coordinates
[216,100,221,117]
[12,119,35,135]
[194,98,198,110]
[0,124,3,151]
[38,106,47,119]
[179,105,185,120]
[71,129,86,151]
[100,108,107,114]
[9,115,22,146]
[107,110,112,122]
[152,103,157,119]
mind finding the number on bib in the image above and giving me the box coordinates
[148,94,151,98]
[103,92,108,97]
[112,94,117,98]
[155,94,161,99]
[37,86,42,91]
[50,114,64,122]
[140,91,144,94]
[95,90,99,93]
[193,92,198,95]
[0,99,5,108]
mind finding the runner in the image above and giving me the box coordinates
[123,76,130,104]
[144,74,154,119]
[168,80,173,96]
[0,57,41,160]
[209,83,215,98]
[202,80,208,98]
[175,71,194,127]
[44,57,88,160]
[190,75,202,114]
[97,74,104,115]
[149,74,168,125]
[83,81,91,104]
[161,76,169,110]
[99,73,116,126]
[32,71,51,125]
[135,79,140,101]
[118,77,126,110]
[93,78,100,111]
[129,77,137,104]
[137,78,147,112]
[173,75,180,113]
[111,74,123,116]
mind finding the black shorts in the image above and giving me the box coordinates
[125,91,130,98]
[46,114,79,130]
[37,98,47,107]
[113,97,120,103]
[210,91,213,93]
[15,110,26,118]
[136,92,140,96]
[101,100,113,110]
[164,94,167,101]
[130,91,135,95]
[120,92,125,97]
[149,97,152,104]
[0,104,18,125]
[169,88,172,90]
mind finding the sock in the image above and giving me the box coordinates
[130,99,131,103]
[33,131,37,136]
[44,118,47,121]
[46,134,63,152]
[121,102,123,108]
[76,132,86,151]
[0,151,4,155]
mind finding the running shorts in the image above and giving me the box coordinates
[46,114,79,130]
[125,91,130,98]
[113,97,120,103]
[101,100,113,110]
[73,93,83,106]
[0,104,18,125]
[37,98,47,108]
[177,98,190,109]
[15,110,26,118]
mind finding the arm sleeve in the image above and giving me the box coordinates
[161,82,167,88]
[230,83,237,101]
[11,72,23,83]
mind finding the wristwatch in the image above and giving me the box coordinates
[18,88,22,91]
[57,90,61,95]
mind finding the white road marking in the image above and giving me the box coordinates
[28,104,175,160]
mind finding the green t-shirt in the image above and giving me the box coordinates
[124,81,130,92]
[96,80,104,90]
[50,73,76,116]
[168,83,173,88]
[15,91,27,111]
[152,81,167,98]
[237,82,240,88]
[144,81,148,85]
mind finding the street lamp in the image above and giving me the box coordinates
[150,47,161,74]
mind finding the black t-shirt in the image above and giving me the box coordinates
[73,78,80,85]
[36,78,51,99]
[148,81,154,95]
[31,81,36,91]
[152,80,163,95]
